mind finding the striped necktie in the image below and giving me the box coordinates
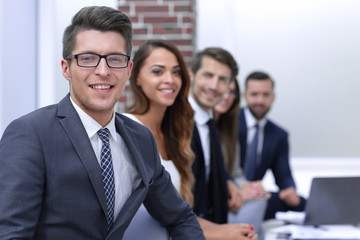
[97,128,115,230]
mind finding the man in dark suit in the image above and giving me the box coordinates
[189,48,243,224]
[0,6,204,239]
[238,71,306,220]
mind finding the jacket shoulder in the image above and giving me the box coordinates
[116,113,152,137]
[266,119,288,137]
[5,104,58,130]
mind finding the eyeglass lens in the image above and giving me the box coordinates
[77,53,128,68]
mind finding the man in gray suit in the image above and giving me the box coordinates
[0,6,204,240]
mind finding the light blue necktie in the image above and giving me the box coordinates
[245,124,259,181]
[98,128,115,230]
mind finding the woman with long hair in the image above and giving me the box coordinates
[123,39,257,240]
[214,79,241,174]
[127,39,195,205]
[214,79,269,240]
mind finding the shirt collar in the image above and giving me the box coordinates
[188,95,213,125]
[70,96,117,141]
[244,107,267,129]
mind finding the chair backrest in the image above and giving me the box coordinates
[122,204,169,240]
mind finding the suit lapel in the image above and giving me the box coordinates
[191,125,205,176]
[107,181,146,239]
[191,125,210,219]
[57,95,108,216]
[107,114,148,236]
[238,109,247,168]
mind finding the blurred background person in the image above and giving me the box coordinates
[238,71,306,220]
[214,78,269,240]
[189,47,243,226]
[124,39,257,240]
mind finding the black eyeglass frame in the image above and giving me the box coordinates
[66,53,130,69]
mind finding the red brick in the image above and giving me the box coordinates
[134,27,148,34]
[130,16,139,23]
[171,39,192,46]
[144,16,177,24]
[180,50,193,57]
[119,95,127,102]
[184,27,193,34]
[124,85,131,91]
[133,40,147,47]
[135,5,169,13]
[118,5,130,14]
[182,16,193,23]
[153,26,182,34]
[174,5,193,12]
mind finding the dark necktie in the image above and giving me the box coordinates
[97,128,115,230]
[245,124,259,180]
[206,118,228,223]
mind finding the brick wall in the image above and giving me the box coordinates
[116,0,197,112]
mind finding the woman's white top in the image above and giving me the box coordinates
[122,113,182,240]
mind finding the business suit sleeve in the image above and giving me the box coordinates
[271,132,296,189]
[140,129,205,240]
[0,117,45,238]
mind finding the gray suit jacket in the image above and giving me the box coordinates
[0,94,204,240]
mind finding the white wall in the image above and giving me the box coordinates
[38,0,118,108]
[0,0,117,136]
[263,157,360,198]
[0,0,37,136]
[197,0,360,158]
[0,1,3,132]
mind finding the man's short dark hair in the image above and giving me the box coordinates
[191,47,239,81]
[245,71,275,89]
[62,6,133,59]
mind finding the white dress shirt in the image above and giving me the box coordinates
[70,97,140,221]
[188,96,213,182]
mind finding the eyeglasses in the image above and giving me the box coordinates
[66,53,130,68]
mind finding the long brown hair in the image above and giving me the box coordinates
[127,39,195,205]
[216,79,241,173]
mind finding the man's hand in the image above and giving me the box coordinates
[279,187,300,207]
[240,181,270,202]
[227,180,243,211]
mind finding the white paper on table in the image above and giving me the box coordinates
[270,224,360,239]
[275,211,305,225]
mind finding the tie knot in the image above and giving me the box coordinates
[254,123,259,130]
[98,128,110,144]
[207,118,215,127]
